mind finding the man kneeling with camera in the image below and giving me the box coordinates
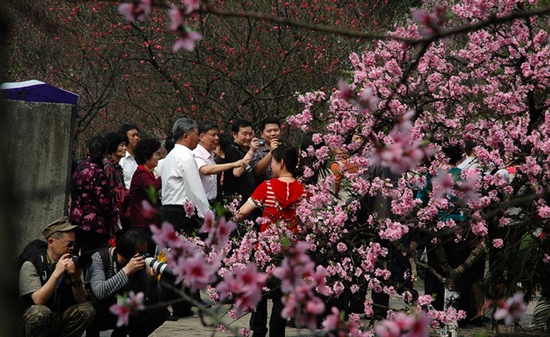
[88,228,168,337]
[19,216,96,337]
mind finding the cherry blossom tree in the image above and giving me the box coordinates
[7,0,550,336]
[286,0,550,334]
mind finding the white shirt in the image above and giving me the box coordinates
[161,144,210,216]
[457,156,479,170]
[193,144,217,201]
[119,151,137,189]
[154,158,165,179]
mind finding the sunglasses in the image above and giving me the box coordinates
[58,239,76,248]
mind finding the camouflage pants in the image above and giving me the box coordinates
[22,302,96,337]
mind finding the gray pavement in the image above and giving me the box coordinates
[97,289,549,337]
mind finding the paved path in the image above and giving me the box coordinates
[98,294,549,337]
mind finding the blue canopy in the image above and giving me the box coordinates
[1,80,78,106]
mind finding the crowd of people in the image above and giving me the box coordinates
[18,116,307,337]
[18,116,510,337]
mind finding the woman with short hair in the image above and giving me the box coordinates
[104,131,130,228]
[129,138,162,230]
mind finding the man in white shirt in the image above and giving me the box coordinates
[193,120,246,204]
[161,118,210,233]
[160,118,210,319]
[118,124,141,189]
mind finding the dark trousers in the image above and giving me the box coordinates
[425,240,484,324]
[162,205,203,236]
[87,301,168,337]
[372,237,414,317]
[250,286,286,337]
[160,206,203,316]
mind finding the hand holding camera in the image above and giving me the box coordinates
[123,254,146,276]
[53,253,73,278]
[267,138,280,151]
[250,137,261,152]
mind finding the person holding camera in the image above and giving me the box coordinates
[18,216,96,337]
[224,119,261,207]
[88,229,168,336]
[250,117,282,185]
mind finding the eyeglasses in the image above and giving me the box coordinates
[58,239,76,248]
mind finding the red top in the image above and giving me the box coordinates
[129,165,162,228]
[250,178,306,232]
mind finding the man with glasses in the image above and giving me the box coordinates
[19,216,96,337]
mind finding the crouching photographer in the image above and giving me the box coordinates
[88,228,168,337]
[18,216,96,337]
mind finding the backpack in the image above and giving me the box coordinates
[17,240,75,312]
[17,239,47,270]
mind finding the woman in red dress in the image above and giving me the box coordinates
[238,145,305,232]
[237,145,305,337]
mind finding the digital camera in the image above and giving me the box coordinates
[71,251,93,269]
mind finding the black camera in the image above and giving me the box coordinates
[258,139,266,146]
[71,251,93,269]
[139,253,175,281]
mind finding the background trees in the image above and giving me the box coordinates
[5,0,419,156]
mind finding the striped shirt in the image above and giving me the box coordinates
[90,247,160,302]
[249,178,306,232]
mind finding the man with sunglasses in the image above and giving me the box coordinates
[19,216,96,337]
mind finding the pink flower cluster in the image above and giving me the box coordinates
[323,307,372,337]
[273,242,331,330]
[492,293,527,325]
[369,111,426,175]
[118,0,151,22]
[109,291,145,327]
[118,0,202,52]
[375,311,431,337]
[150,222,218,291]
[216,263,268,317]
[200,210,236,251]
[411,6,448,36]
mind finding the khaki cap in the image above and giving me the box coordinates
[42,216,78,239]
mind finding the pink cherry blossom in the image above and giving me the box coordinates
[150,222,184,249]
[183,200,195,217]
[492,238,504,249]
[168,5,184,32]
[216,263,268,316]
[109,291,144,327]
[117,0,151,22]
[493,293,527,325]
[173,31,203,52]
[173,253,219,291]
[140,199,156,218]
[183,0,201,15]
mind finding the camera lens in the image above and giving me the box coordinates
[143,256,175,281]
